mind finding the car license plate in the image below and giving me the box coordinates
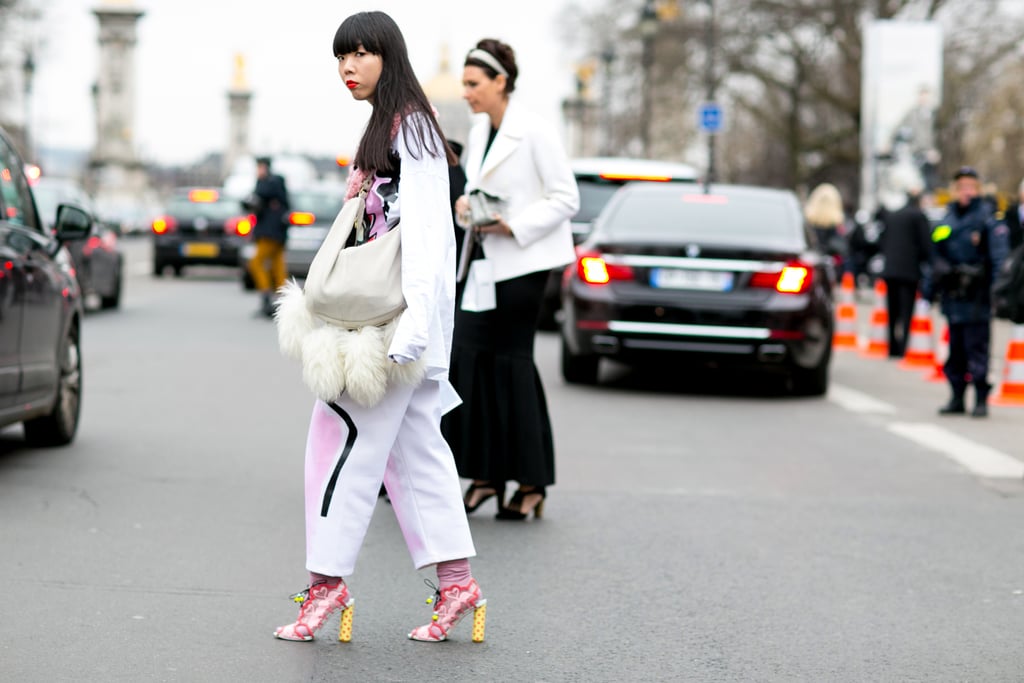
[182,242,220,258]
[650,268,733,291]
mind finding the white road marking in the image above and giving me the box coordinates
[888,422,1024,479]
[827,384,897,414]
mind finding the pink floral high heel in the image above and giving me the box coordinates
[274,578,354,642]
[408,579,487,643]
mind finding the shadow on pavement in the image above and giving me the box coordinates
[596,359,805,400]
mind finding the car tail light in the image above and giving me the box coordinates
[750,262,812,294]
[82,235,102,256]
[152,216,177,234]
[25,164,41,185]
[576,251,634,285]
[599,172,672,182]
[226,214,256,236]
[289,211,316,226]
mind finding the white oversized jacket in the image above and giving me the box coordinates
[462,97,580,282]
[386,115,459,408]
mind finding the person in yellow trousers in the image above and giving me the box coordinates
[247,156,290,317]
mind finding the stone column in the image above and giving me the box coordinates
[88,1,151,212]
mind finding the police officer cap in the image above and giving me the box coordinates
[953,165,978,180]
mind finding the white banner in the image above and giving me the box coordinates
[860,21,943,213]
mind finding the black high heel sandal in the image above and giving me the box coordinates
[463,482,505,514]
[495,487,546,521]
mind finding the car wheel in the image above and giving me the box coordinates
[173,265,184,278]
[241,270,255,290]
[23,322,82,447]
[153,261,165,277]
[100,268,122,309]
[561,336,600,385]
[790,348,830,396]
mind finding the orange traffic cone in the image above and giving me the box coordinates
[861,279,889,357]
[927,320,949,383]
[991,324,1024,406]
[833,272,858,349]
[898,295,936,370]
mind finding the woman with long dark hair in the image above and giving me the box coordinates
[272,11,486,645]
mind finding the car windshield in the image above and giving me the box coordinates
[166,196,242,221]
[601,187,803,246]
[573,179,624,224]
[290,191,344,218]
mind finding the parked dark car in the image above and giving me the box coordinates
[151,188,253,277]
[31,176,124,309]
[560,182,834,395]
[0,128,92,445]
[239,186,345,289]
[539,157,699,328]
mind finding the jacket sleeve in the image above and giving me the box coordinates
[916,212,933,268]
[505,121,580,248]
[987,217,1011,287]
[387,115,452,364]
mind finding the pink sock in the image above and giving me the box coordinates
[309,571,341,586]
[436,559,472,589]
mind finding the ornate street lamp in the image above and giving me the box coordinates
[638,0,659,157]
[600,45,616,156]
[703,0,717,185]
[22,49,36,161]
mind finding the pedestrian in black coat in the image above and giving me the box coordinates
[878,189,933,357]
[1002,179,1024,250]
[247,156,290,317]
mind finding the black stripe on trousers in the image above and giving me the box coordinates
[321,402,358,517]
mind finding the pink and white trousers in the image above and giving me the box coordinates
[304,379,475,577]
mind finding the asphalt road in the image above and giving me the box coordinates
[1,239,1022,682]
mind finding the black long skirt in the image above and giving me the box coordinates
[442,269,555,487]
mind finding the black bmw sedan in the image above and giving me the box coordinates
[560,182,834,395]
[151,188,253,277]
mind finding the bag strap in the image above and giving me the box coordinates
[354,176,374,244]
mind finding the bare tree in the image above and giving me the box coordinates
[0,0,32,144]
[563,0,1024,204]
[963,57,1024,192]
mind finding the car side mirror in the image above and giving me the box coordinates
[54,203,92,242]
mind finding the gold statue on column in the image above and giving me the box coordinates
[231,53,249,91]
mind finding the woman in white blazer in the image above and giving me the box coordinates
[441,38,580,521]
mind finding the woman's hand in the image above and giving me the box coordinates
[454,195,471,227]
[475,216,513,238]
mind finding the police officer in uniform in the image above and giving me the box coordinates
[928,167,1010,417]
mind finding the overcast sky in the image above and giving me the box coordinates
[27,0,575,164]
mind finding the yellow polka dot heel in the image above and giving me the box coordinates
[471,600,487,643]
[338,601,354,642]
[408,579,487,643]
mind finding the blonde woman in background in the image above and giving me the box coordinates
[804,182,847,273]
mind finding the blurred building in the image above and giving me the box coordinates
[87,0,156,223]
[422,45,470,149]
[224,53,253,180]
[561,61,600,158]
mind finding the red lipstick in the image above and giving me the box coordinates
[346,81,358,89]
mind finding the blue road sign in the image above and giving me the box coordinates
[698,102,723,134]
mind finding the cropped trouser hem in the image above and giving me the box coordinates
[303,379,476,578]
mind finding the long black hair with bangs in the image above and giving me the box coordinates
[333,12,456,174]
